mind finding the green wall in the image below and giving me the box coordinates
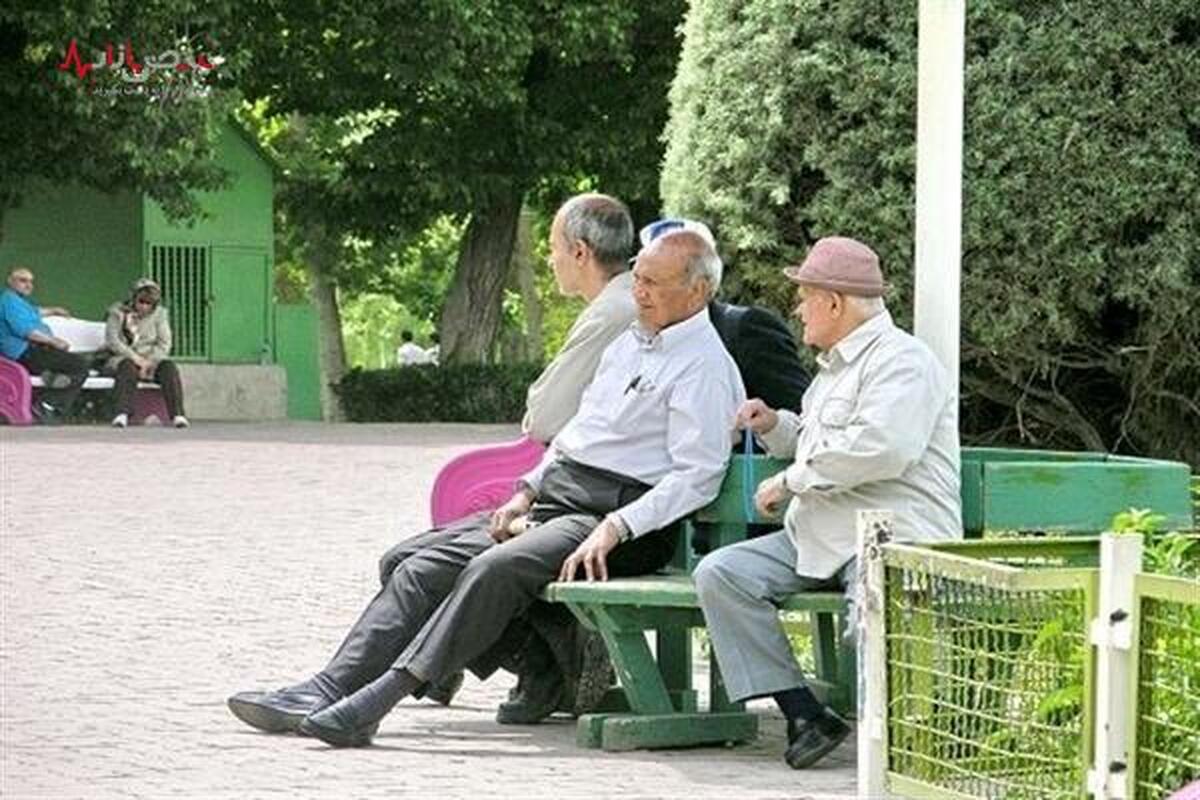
[0,121,278,364]
[0,183,141,319]
[142,125,274,249]
[274,303,322,420]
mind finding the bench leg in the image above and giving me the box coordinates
[596,629,674,715]
[656,628,696,712]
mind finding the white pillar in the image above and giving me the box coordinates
[1088,533,1143,799]
[913,0,965,384]
[857,509,894,799]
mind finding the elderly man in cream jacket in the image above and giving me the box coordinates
[694,237,962,771]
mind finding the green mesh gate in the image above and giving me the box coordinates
[1131,574,1200,799]
[881,544,1098,799]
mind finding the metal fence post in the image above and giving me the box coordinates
[1088,532,1144,799]
[857,509,893,799]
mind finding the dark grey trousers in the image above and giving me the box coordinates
[320,459,677,695]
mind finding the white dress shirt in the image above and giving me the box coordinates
[522,271,636,443]
[523,306,746,538]
[396,342,432,366]
[759,310,962,579]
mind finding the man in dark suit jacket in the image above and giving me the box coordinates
[495,220,812,724]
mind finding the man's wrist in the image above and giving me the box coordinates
[514,481,537,505]
[605,513,632,543]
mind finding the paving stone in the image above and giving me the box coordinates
[0,422,856,799]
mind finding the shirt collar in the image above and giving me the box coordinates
[816,309,894,370]
[631,305,711,352]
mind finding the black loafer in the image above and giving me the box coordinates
[300,699,381,747]
[424,670,464,706]
[496,669,564,725]
[784,710,851,769]
[228,686,335,734]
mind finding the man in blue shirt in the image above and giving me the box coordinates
[0,267,90,419]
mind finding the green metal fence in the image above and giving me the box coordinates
[882,544,1097,799]
[1131,574,1200,800]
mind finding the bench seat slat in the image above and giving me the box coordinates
[543,574,846,614]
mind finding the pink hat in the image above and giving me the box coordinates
[783,237,888,297]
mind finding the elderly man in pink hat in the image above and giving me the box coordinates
[693,236,962,769]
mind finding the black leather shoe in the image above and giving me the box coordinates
[496,669,564,724]
[299,698,381,747]
[227,684,336,734]
[424,670,463,706]
[784,710,852,769]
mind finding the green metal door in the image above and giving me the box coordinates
[210,246,270,362]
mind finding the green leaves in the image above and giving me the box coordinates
[662,0,1200,465]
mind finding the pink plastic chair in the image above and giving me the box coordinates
[0,357,34,425]
[429,436,547,527]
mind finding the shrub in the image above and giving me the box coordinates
[335,363,543,423]
[662,0,1200,467]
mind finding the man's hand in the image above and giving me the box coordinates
[557,518,622,582]
[754,473,789,518]
[50,336,71,351]
[138,360,156,380]
[735,398,779,436]
[489,489,534,543]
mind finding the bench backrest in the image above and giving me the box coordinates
[44,317,107,353]
[683,446,1193,570]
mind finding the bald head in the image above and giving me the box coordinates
[632,231,719,332]
[7,267,34,296]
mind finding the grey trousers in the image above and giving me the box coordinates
[320,459,677,695]
[693,529,856,702]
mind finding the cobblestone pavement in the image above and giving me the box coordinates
[0,423,855,800]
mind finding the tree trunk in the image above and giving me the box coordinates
[305,227,348,421]
[439,186,524,364]
[512,207,544,363]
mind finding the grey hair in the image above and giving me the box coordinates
[843,293,886,316]
[558,193,634,274]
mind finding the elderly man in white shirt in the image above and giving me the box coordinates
[229,229,745,748]
[694,236,961,770]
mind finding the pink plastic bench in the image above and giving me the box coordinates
[0,356,34,424]
[1171,779,1200,800]
[0,354,168,426]
[429,436,547,527]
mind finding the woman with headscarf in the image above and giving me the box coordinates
[104,277,188,428]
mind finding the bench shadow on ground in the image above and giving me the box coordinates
[287,703,854,774]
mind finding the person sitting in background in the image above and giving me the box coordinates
[105,278,188,429]
[0,266,89,422]
[396,331,432,366]
[425,333,440,366]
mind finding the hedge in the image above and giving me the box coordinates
[335,363,543,422]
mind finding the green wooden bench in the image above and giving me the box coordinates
[541,446,1192,751]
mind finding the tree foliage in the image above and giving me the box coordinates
[662,0,1200,465]
[0,3,240,232]
[230,0,684,362]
